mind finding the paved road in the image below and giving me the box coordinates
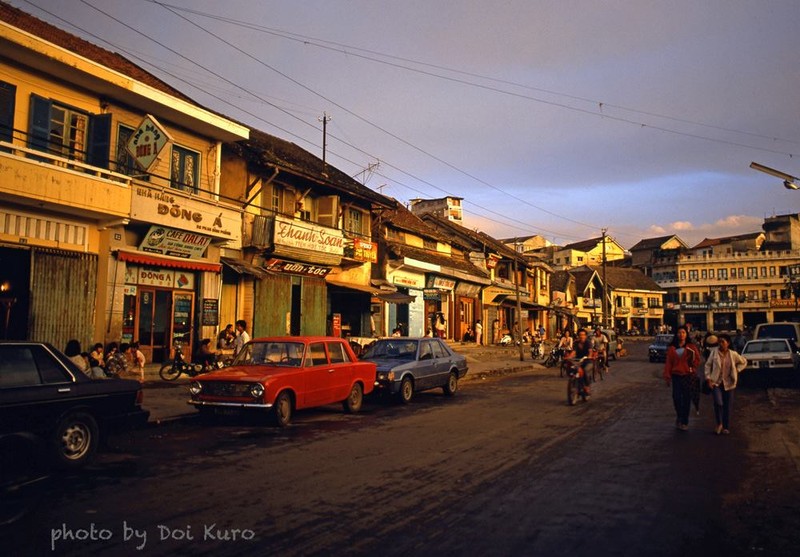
[3,342,799,556]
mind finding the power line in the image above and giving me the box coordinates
[145,0,800,154]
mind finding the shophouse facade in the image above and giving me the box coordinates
[646,220,800,332]
[220,129,394,342]
[0,3,249,360]
[548,236,627,271]
[379,202,490,340]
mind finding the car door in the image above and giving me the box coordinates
[301,342,334,407]
[416,340,438,390]
[326,341,354,400]
[430,339,452,386]
[0,344,75,435]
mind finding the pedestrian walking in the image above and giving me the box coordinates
[663,326,701,431]
[474,319,483,345]
[704,333,747,435]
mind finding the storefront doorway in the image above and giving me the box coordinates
[124,288,195,363]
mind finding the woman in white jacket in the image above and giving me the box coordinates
[704,333,747,435]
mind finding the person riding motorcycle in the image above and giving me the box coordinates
[567,328,594,395]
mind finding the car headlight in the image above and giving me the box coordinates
[189,381,202,395]
[249,383,265,398]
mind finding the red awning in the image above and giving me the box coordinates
[116,249,221,273]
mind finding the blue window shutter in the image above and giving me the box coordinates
[28,94,51,153]
[88,113,111,169]
[0,81,15,144]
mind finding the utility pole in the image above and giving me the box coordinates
[318,112,331,165]
[601,228,608,329]
[514,253,524,362]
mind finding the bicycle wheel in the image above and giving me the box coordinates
[159,362,181,381]
[567,377,579,406]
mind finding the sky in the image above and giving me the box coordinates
[11,0,800,249]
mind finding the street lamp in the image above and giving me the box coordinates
[750,162,799,190]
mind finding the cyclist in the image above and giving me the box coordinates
[567,328,594,396]
[592,327,610,374]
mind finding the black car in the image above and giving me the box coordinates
[648,334,674,362]
[0,342,149,471]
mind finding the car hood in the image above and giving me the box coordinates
[362,357,414,373]
[194,365,292,383]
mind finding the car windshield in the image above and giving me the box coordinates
[362,339,418,360]
[743,340,790,354]
[232,341,305,367]
[757,324,799,342]
[655,335,673,345]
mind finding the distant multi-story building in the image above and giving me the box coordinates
[639,214,800,331]
[547,236,627,270]
[408,196,463,224]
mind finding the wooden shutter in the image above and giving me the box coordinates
[317,195,339,228]
[0,81,15,144]
[87,113,112,169]
[28,94,51,153]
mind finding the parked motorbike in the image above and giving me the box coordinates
[564,357,592,406]
[530,340,543,359]
[159,342,223,381]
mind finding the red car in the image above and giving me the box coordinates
[187,337,376,426]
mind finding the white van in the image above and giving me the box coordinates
[753,322,800,344]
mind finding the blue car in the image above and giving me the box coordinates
[361,338,468,404]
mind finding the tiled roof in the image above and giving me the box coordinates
[562,237,603,252]
[229,128,393,207]
[386,241,489,279]
[0,1,194,104]
[420,215,523,262]
[691,232,762,250]
[381,201,449,242]
[629,235,686,251]
[584,265,664,292]
[551,271,573,292]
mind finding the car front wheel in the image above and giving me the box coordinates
[52,412,99,468]
[343,383,363,413]
[399,376,414,404]
[272,391,293,427]
[443,372,458,396]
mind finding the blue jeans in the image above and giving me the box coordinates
[671,374,692,426]
[712,386,734,429]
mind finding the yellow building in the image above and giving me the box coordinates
[0,3,248,359]
[651,229,800,331]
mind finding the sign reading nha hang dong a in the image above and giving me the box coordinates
[126,114,172,172]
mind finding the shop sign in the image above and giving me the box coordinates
[391,269,424,289]
[332,313,342,337]
[126,114,172,172]
[770,298,798,308]
[139,226,211,259]
[123,285,137,296]
[486,254,500,269]
[423,289,441,300]
[353,238,377,263]
[710,301,738,309]
[427,276,455,290]
[126,265,195,290]
[201,298,219,326]
[131,186,241,246]
[274,215,344,256]
[616,307,630,314]
[552,291,566,306]
[681,303,709,310]
[264,258,331,277]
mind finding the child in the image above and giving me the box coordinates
[131,341,146,382]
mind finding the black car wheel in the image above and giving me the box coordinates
[399,376,414,404]
[272,391,293,427]
[343,383,363,413]
[52,412,99,468]
[443,372,458,396]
